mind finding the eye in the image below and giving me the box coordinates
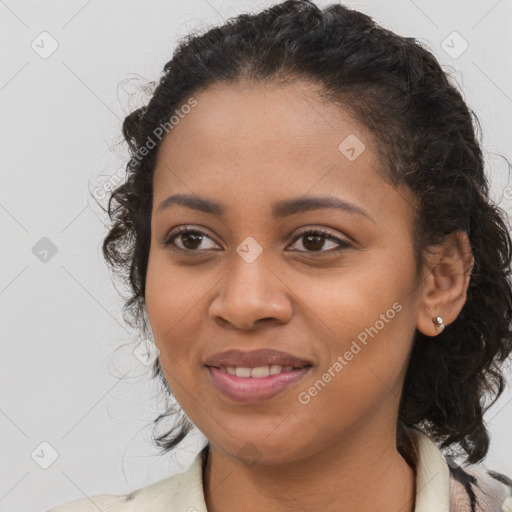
[288,228,352,253]
[163,227,220,252]
[162,226,351,254]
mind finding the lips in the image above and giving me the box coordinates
[207,365,312,402]
[204,348,312,369]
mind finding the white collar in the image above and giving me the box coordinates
[167,427,450,512]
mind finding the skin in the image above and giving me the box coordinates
[144,80,473,512]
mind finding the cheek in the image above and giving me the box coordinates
[289,245,414,337]
[288,248,416,399]
[145,254,192,364]
[145,249,210,335]
[145,257,205,407]
[291,292,413,451]
[144,249,223,397]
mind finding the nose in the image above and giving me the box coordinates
[208,252,293,330]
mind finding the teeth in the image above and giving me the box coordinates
[221,365,302,378]
[270,365,284,375]
[249,366,269,378]
[235,367,252,378]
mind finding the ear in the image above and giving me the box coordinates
[416,230,474,337]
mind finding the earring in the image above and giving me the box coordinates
[432,316,444,334]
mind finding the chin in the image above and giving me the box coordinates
[213,435,304,467]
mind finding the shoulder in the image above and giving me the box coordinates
[46,447,209,512]
[404,427,512,512]
[45,469,191,512]
[45,492,132,512]
[448,459,512,512]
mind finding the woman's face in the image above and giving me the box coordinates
[145,80,424,464]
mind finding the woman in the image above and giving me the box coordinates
[48,1,512,511]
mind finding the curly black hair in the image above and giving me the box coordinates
[99,0,512,466]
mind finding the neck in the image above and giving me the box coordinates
[203,427,416,512]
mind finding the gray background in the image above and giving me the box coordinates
[1,1,511,511]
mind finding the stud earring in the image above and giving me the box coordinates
[432,316,444,333]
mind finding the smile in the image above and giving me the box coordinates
[207,365,312,402]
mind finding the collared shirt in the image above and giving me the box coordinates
[47,428,512,512]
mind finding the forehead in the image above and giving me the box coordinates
[151,80,412,220]
[156,80,371,161]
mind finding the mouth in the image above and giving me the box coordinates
[206,364,312,378]
[203,347,313,369]
[206,364,313,403]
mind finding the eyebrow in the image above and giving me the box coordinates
[156,193,374,222]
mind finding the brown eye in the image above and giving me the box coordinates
[164,228,219,252]
[289,229,351,253]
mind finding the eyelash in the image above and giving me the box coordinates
[162,226,352,255]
